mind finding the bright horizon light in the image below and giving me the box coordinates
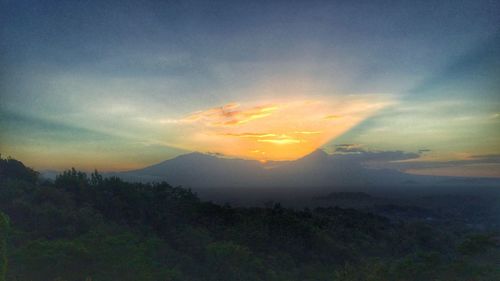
[160,96,392,161]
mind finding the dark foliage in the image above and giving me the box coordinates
[0,156,38,184]
[0,157,498,280]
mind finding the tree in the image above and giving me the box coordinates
[0,156,39,183]
[90,170,103,186]
[458,234,496,256]
[205,241,267,281]
[0,212,9,281]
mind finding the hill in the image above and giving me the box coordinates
[1,156,499,280]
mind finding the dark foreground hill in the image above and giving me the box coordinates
[1,156,499,281]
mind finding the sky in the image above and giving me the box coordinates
[1,0,499,176]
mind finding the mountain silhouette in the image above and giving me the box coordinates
[118,152,266,188]
[112,149,498,191]
[112,149,500,203]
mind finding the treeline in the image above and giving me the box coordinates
[0,156,498,281]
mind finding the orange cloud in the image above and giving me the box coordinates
[324,115,342,120]
[258,139,302,144]
[294,131,321,135]
[222,133,279,138]
[183,103,278,126]
[163,97,391,161]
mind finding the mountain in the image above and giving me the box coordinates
[113,149,500,203]
[117,152,266,188]
[117,150,339,188]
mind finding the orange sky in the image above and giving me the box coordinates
[164,97,391,161]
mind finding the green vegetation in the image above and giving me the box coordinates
[0,212,8,281]
[0,156,498,280]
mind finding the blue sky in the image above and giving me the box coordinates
[1,0,499,175]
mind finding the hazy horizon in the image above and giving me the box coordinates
[27,149,500,181]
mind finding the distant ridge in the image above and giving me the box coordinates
[113,149,500,201]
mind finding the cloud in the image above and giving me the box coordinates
[324,115,342,120]
[326,148,498,178]
[467,154,500,163]
[294,131,322,135]
[223,132,315,145]
[333,143,365,153]
[399,154,500,169]
[182,103,279,126]
[161,97,391,161]
[222,133,280,138]
[331,144,421,162]
[257,139,301,144]
[371,152,500,178]
[333,149,421,162]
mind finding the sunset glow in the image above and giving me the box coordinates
[1,0,499,177]
[165,97,391,161]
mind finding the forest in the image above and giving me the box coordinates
[0,156,499,281]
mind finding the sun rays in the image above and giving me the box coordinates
[160,97,392,161]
